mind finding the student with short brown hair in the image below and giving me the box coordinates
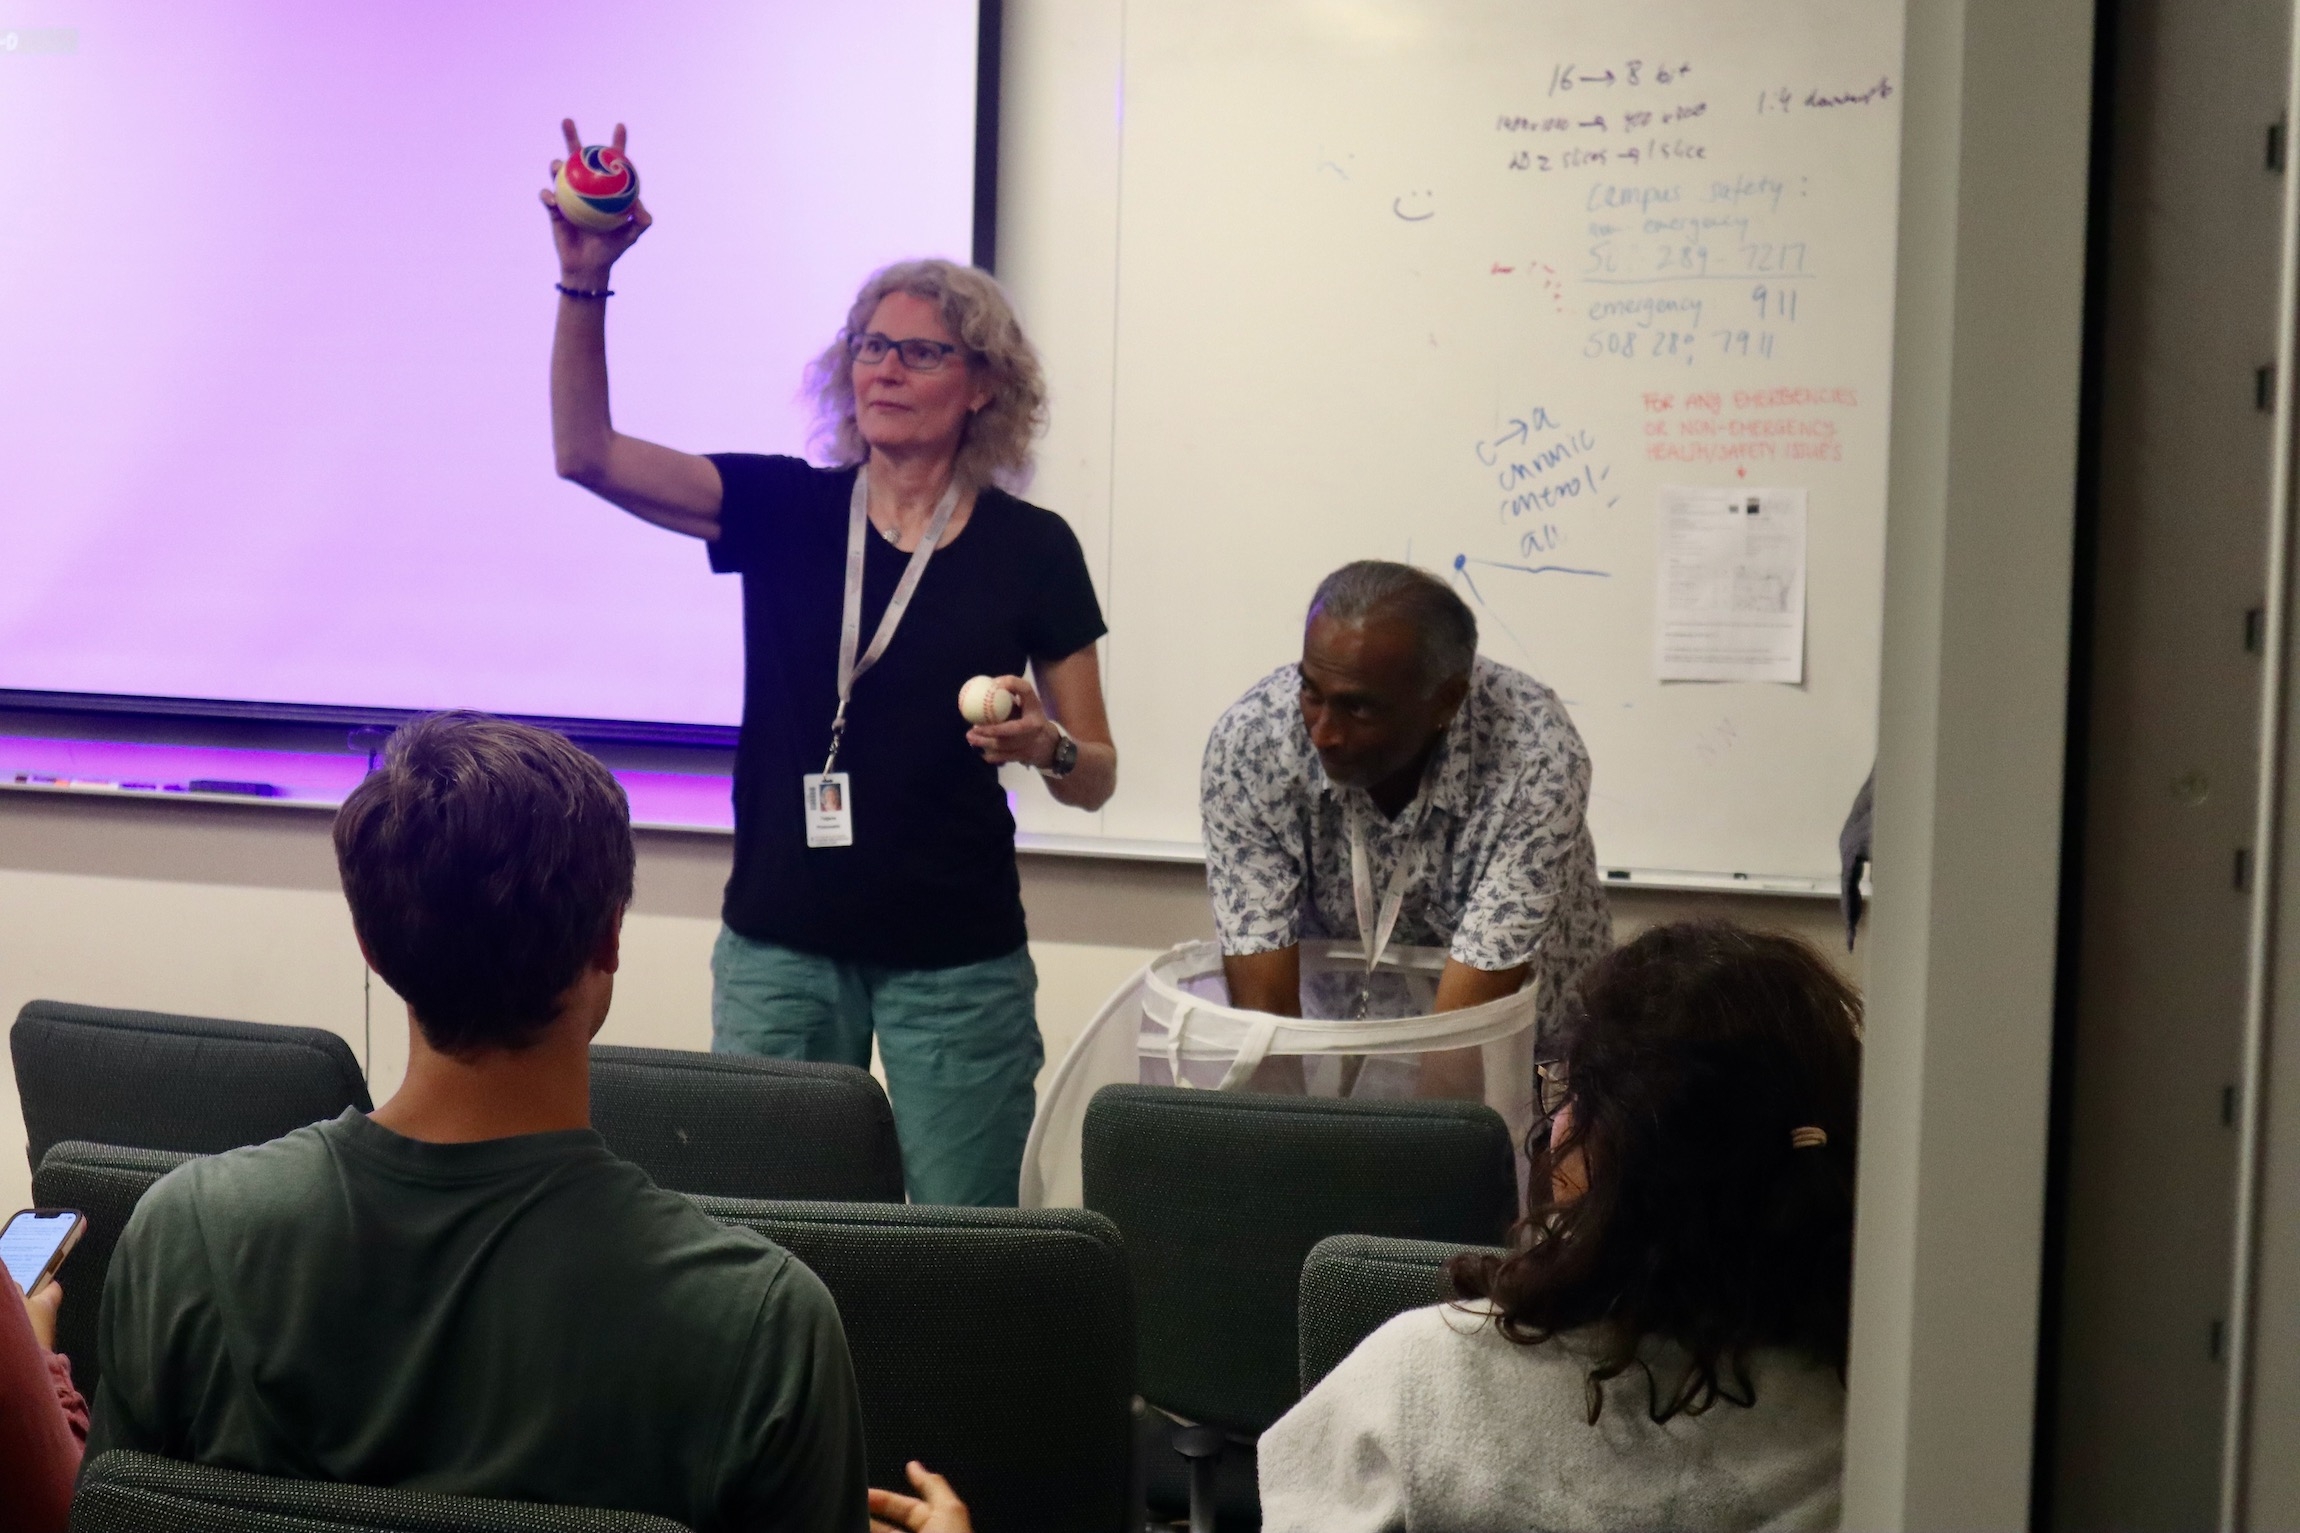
[87,713,868,1533]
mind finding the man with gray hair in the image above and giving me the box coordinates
[1200,560,1610,1093]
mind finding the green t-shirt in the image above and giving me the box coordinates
[85,1110,866,1533]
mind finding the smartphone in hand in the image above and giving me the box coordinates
[0,1209,86,1297]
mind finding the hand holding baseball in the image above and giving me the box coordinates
[965,674,1058,769]
[957,675,1016,726]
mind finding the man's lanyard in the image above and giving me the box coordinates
[822,466,962,774]
[1348,803,1423,1015]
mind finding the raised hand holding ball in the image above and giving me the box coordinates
[554,142,641,231]
[958,675,1017,726]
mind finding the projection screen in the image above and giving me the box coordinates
[0,2,983,732]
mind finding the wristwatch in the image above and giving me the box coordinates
[1042,721,1080,779]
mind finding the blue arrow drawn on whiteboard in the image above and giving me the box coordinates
[1453,555,1612,596]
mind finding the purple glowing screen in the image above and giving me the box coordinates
[0,2,979,727]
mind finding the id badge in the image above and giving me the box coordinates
[803,772,853,847]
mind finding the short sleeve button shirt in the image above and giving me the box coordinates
[1200,657,1612,1040]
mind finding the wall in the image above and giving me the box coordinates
[2236,0,2300,1515]
[1843,0,2094,1523]
[2043,0,2286,1520]
[0,788,1847,1217]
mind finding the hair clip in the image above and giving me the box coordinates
[1790,1126,1828,1149]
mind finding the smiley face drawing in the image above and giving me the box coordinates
[1392,189,1436,222]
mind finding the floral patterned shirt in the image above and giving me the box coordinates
[1200,657,1612,1039]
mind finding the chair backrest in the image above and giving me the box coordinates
[588,1044,903,1201]
[34,1140,196,1398]
[1298,1233,1509,1394]
[11,999,369,1171]
[74,1450,693,1532]
[696,1197,1134,1533]
[1081,1083,1517,1434]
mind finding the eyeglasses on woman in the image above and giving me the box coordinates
[847,331,964,372]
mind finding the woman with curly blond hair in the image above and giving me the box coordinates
[542,121,1115,1206]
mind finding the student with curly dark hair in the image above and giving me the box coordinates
[1259,920,1861,1532]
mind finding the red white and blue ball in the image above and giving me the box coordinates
[554,145,639,231]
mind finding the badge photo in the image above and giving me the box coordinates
[803,772,853,848]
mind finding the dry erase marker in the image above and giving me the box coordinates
[186,779,285,798]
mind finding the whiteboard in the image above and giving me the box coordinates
[1030,0,1901,887]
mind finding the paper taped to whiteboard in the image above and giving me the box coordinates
[1654,487,1808,684]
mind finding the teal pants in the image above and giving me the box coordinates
[709,926,1043,1207]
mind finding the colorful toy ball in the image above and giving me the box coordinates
[554,144,640,231]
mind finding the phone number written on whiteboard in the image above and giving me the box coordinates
[1485,58,1897,374]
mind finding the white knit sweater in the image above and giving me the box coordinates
[1259,1302,1845,1532]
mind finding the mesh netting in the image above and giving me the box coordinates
[1023,939,1538,1208]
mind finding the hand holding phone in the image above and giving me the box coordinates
[1,1209,86,1298]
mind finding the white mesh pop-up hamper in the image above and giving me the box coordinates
[1020,938,1540,1209]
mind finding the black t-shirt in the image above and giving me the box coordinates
[707,454,1107,968]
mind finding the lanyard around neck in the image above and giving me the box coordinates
[823,465,962,774]
[1348,802,1423,978]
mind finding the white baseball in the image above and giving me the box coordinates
[958,675,1017,725]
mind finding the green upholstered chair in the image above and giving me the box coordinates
[589,1044,904,1201]
[33,1140,196,1399]
[12,999,367,1173]
[72,1450,692,1532]
[698,1197,1136,1533]
[1296,1232,1509,1393]
[1081,1084,1518,1531]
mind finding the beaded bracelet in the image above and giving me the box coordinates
[554,282,614,301]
